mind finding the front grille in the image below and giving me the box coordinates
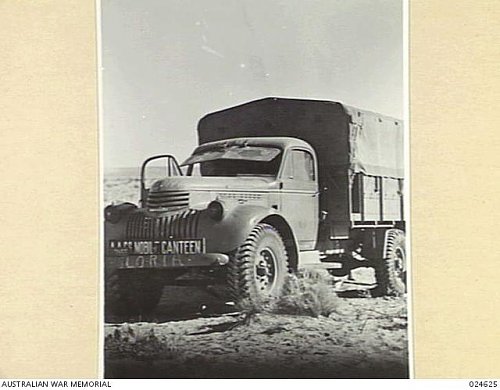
[126,210,200,240]
[146,191,189,210]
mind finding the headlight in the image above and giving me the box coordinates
[104,202,137,224]
[207,200,224,221]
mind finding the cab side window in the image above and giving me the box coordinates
[282,150,315,181]
[293,150,315,181]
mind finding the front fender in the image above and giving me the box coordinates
[104,203,137,244]
[198,204,279,253]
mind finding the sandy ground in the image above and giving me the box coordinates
[103,176,140,206]
[105,290,408,378]
[103,176,409,378]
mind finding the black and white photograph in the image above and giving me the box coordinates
[101,0,408,378]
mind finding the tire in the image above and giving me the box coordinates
[228,223,289,304]
[105,271,164,321]
[372,229,406,297]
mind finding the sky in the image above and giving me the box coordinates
[101,0,403,169]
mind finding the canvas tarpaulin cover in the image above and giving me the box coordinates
[197,98,404,180]
[344,105,404,179]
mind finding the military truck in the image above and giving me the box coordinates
[104,97,406,317]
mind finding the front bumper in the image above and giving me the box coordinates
[105,253,230,274]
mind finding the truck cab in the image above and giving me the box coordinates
[178,137,319,250]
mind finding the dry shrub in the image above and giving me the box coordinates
[235,296,271,314]
[235,269,339,318]
[272,269,338,317]
[105,325,178,361]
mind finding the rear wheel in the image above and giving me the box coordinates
[105,271,164,321]
[372,229,406,297]
[228,223,289,304]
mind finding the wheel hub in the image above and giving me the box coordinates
[255,248,277,292]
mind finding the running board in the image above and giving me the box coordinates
[300,262,343,270]
[299,250,345,270]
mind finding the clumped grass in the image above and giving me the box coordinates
[236,296,271,315]
[236,269,339,318]
[105,324,178,361]
[272,269,338,317]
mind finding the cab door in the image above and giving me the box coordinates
[279,148,319,250]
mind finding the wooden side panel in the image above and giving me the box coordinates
[350,173,404,223]
[383,177,403,220]
[362,175,381,221]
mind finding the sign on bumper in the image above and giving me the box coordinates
[109,239,206,256]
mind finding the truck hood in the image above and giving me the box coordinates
[150,175,279,192]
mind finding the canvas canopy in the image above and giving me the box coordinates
[343,105,404,178]
[197,97,404,180]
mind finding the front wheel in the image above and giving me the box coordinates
[372,229,407,297]
[228,223,289,304]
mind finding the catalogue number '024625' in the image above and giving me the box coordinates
[469,381,498,388]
